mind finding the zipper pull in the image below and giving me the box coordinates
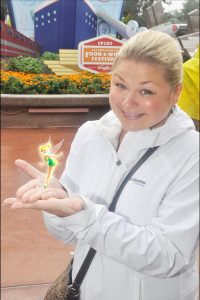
[116,160,122,166]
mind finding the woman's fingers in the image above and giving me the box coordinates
[31,198,76,216]
[28,188,48,203]
[16,179,43,199]
[65,197,85,212]
[11,201,27,209]
[3,197,19,206]
[15,159,44,179]
[41,188,68,200]
[3,198,28,210]
[20,186,44,203]
[13,198,76,217]
[3,197,84,217]
[19,186,68,203]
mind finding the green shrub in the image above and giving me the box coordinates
[41,51,59,60]
[1,59,9,70]
[1,76,24,94]
[7,56,44,74]
[65,83,81,94]
[1,70,111,94]
[6,56,54,74]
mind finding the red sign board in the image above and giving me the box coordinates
[78,35,124,73]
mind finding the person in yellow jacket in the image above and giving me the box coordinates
[178,45,199,131]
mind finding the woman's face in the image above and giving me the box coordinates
[109,59,182,132]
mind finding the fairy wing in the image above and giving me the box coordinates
[47,136,51,145]
[48,139,64,155]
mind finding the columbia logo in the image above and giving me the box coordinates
[130,177,146,186]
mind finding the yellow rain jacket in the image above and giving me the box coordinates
[178,46,199,121]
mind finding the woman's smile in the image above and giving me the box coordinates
[109,59,181,132]
[122,110,145,120]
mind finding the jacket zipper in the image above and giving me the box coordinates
[139,278,142,300]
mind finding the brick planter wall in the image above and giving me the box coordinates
[1,94,110,128]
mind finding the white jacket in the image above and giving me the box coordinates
[43,106,199,300]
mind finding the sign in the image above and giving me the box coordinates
[78,35,123,73]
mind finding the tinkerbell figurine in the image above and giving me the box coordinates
[39,137,64,188]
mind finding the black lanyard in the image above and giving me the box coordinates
[67,146,159,300]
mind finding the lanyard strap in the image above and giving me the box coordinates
[68,146,159,294]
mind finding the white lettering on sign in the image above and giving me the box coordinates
[91,56,114,62]
[85,52,103,58]
[108,52,116,57]
[98,65,111,71]
[85,51,117,59]
[97,41,112,46]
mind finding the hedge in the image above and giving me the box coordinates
[1,70,111,94]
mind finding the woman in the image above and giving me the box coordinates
[4,30,199,300]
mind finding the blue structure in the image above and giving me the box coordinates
[34,0,97,53]
[34,0,124,53]
[5,0,124,53]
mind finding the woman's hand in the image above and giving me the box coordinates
[3,195,85,217]
[14,159,65,192]
[3,159,85,217]
[16,182,68,204]
[8,158,68,201]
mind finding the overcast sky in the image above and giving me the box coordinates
[163,0,186,12]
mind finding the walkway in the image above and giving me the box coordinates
[1,127,77,299]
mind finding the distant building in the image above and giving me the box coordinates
[34,0,97,52]
[34,0,124,53]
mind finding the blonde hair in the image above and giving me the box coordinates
[113,30,183,88]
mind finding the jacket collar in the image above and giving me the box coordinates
[94,105,195,152]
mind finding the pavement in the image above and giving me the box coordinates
[1,127,77,300]
[1,284,51,300]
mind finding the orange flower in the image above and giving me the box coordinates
[1,70,111,94]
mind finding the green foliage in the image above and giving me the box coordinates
[1,0,7,22]
[7,56,44,74]
[41,51,59,60]
[1,76,24,94]
[1,70,111,94]
[29,75,48,94]
[163,0,199,23]
[6,56,54,74]
[1,74,110,94]
[1,59,9,70]
[122,0,172,26]
[181,0,199,20]
[121,13,133,25]
[24,75,68,94]
[122,0,199,26]
[67,83,81,94]
[86,78,104,94]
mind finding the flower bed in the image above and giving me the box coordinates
[0,70,111,95]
